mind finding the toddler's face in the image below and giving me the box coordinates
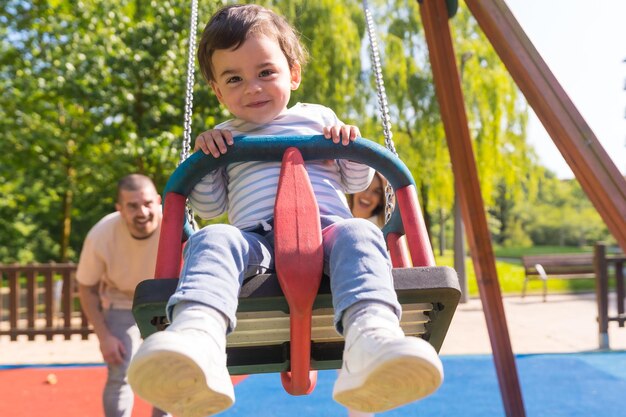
[210,34,301,124]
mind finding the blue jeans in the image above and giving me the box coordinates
[103,309,170,417]
[167,215,401,334]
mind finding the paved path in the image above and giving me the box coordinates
[441,292,626,355]
[2,292,625,365]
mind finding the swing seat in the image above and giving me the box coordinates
[133,135,460,377]
[133,266,459,375]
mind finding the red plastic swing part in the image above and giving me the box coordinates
[395,185,435,267]
[273,147,324,395]
[154,192,186,279]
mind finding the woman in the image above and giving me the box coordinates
[348,171,388,227]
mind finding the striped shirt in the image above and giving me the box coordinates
[189,103,374,229]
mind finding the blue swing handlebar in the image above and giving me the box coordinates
[163,135,416,239]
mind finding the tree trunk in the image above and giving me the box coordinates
[59,142,76,262]
[420,183,434,249]
[439,208,446,256]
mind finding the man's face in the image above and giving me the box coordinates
[115,186,162,239]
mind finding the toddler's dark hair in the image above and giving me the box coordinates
[198,4,308,83]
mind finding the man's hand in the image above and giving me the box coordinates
[195,129,234,157]
[99,333,127,365]
[323,124,361,146]
[78,284,126,366]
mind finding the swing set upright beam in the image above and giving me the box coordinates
[419,0,626,415]
[418,1,526,416]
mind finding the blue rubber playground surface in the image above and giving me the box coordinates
[223,351,626,417]
[2,351,626,416]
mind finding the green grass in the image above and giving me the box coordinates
[434,246,596,297]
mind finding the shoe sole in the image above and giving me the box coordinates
[333,339,443,413]
[128,334,234,417]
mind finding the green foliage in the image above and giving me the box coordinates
[436,248,597,296]
[436,251,524,296]
[524,178,611,247]
[0,0,224,262]
[0,0,614,264]
[366,2,544,249]
[259,0,366,123]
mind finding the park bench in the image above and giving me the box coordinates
[520,253,594,302]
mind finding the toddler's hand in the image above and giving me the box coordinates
[194,129,234,158]
[323,124,361,146]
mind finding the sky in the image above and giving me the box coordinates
[503,0,626,179]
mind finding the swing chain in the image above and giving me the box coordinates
[180,0,200,229]
[362,0,396,223]
[180,2,396,226]
[180,0,199,165]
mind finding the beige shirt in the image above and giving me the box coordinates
[76,211,161,310]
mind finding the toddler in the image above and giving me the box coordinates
[128,5,443,417]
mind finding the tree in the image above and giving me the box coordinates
[2,0,592,264]
[526,176,610,247]
[262,0,367,123]
[0,0,223,262]
[369,2,548,248]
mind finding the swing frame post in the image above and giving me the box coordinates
[395,185,436,267]
[418,0,525,415]
[154,192,186,279]
[464,0,626,252]
[387,233,411,268]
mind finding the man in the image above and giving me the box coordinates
[77,174,170,417]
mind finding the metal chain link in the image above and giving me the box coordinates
[362,0,397,224]
[180,0,199,229]
[180,0,199,164]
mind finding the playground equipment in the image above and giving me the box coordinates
[133,0,626,416]
[132,0,465,409]
[133,135,461,395]
[421,2,626,415]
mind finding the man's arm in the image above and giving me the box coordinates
[78,284,126,365]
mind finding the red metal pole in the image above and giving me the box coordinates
[154,192,186,279]
[396,185,435,267]
[387,233,411,267]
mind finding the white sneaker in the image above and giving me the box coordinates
[333,328,444,413]
[128,330,234,417]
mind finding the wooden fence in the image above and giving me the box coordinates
[1,244,623,346]
[0,263,91,341]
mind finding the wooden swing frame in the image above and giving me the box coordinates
[419,1,626,416]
